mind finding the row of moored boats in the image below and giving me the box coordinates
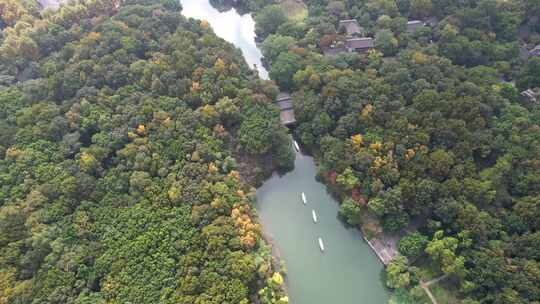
[296,139,325,253]
[301,191,324,252]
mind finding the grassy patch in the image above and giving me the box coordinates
[279,0,307,21]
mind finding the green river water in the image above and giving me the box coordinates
[257,149,389,304]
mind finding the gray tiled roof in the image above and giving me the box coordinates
[345,37,374,50]
[339,19,362,36]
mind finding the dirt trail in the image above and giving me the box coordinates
[420,274,449,304]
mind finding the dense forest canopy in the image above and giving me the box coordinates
[2,0,540,303]
[227,0,540,303]
[0,0,292,303]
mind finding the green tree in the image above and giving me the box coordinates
[410,0,432,19]
[368,197,386,217]
[336,168,359,191]
[339,197,363,225]
[375,30,398,56]
[238,105,279,155]
[260,34,296,63]
[383,212,410,232]
[255,5,287,39]
[429,149,455,181]
[398,232,429,258]
[425,231,466,277]
[269,52,302,90]
[386,255,411,289]
[517,57,540,91]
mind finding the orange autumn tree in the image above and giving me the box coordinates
[231,203,262,250]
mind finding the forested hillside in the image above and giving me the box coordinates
[231,0,540,303]
[0,0,292,303]
[2,0,540,303]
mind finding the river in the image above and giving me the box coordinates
[179,0,268,79]
[257,150,389,303]
[179,1,389,303]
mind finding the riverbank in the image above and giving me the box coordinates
[361,219,420,265]
[256,151,389,304]
[261,230,283,268]
[363,235,397,265]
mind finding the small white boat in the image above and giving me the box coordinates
[293,140,300,152]
[301,192,307,205]
[312,210,318,223]
[318,237,325,252]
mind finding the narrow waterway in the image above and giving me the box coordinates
[178,1,390,303]
[179,0,268,79]
[257,149,389,303]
